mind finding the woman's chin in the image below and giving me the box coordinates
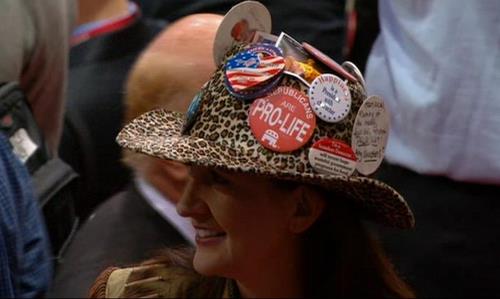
[193,246,227,276]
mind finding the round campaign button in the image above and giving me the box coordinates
[213,1,272,66]
[308,138,357,177]
[301,42,358,83]
[342,61,366,90]
[248,86,316,152]
[246,43,283,57]
[308,74,351,123]
[351,95,390,175]
[224,49,285,93]
[183,92,203,133]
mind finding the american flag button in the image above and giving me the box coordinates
[224,48,285,97]
[224,73,282,101]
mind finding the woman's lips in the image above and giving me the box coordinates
[194,227,226,245]
[196,228,226,238]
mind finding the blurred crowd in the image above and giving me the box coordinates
[0,0,499,298]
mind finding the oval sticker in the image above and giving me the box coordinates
[249,86,316,152]
[351,95,390,175]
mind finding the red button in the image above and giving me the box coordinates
[249,86,316,152]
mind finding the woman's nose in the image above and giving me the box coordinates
[176,179,209,218]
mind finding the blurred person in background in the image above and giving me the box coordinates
[59,0,166,220]
[49,14,222,298]
[0,0,75,155]
[366,1,500,297]
[0,0,76,297]
[343,0,379,73]
[0,134,52,298]
[133,0,347,62]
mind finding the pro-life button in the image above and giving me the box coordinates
[248,86,316,152]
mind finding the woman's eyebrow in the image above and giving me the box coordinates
[213,168,229,177]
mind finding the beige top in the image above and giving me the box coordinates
[90,264,235,298]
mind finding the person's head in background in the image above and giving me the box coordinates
[123,13,222,203]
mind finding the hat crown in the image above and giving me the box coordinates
[185,45,367,176]
[116,44,414,229]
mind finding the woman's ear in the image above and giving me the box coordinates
[288,186,326,234]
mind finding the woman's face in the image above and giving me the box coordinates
[176,166,299,279]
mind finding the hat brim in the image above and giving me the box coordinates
[117,109,415,229]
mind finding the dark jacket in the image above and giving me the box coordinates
[59,17,165,219]
[48,183,189,298]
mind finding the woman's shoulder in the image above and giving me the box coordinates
[89,263,214,298]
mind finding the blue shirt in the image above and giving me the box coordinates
[365,0,500,184]
[0,133,52,298]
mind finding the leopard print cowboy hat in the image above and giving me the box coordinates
[117,44,415,229]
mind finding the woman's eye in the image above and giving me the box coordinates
[212,173,230,185]
[210,171,231,186]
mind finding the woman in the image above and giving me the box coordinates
[90,36,415,298]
